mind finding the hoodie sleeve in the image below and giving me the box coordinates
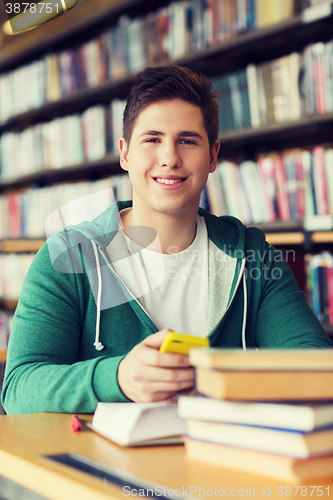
[252,233,333,348]
[1,234,130,415]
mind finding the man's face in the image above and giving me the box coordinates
[119,99,220,219]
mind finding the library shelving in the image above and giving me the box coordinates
[0,239,45,253]
[1,0,333,343]
[2,231,333,253]
[0,154,120,190]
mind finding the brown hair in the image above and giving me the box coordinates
[123,65,219,149]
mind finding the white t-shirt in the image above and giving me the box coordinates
[109,216,209,337]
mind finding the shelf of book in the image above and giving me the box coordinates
[312,232,333,244]
[0,231,333,255]
[0,7,333,136]
[0,0,174,72]
[265,232,305,246]
[1,3,332,76]
[2,111,333,191]
[0,154,120,191]
[217,113,333,156]
[258,231,333,246]
[0,239,45,253]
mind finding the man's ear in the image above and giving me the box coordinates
[119,138,129,172]
[209,140,220,173]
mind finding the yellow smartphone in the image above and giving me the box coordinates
[159,332,209,355]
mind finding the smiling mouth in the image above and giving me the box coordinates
[153,177,187,185]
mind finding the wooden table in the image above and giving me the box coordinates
[0,413,332,500]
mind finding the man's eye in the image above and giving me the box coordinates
[145,138,159,143]
[180,139,196,145]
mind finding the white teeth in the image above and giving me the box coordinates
[155,178,183,184]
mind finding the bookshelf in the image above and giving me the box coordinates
[0,239,45,253]
[0,0,333,341]
[2,231,333,253]
[0,154,120,190]
[1,112,333,192]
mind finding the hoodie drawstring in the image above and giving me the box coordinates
[90,241,247,351]
[91,241,104,351]
[241,272,247,350]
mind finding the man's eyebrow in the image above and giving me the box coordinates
[137,130,204,140]
[178,131,204,140]
[137,130,164,138]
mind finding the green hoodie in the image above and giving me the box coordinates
[2,201,332,414]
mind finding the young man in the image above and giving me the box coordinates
[2,65,332,415]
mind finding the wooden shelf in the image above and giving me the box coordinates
[311,231,333,244]
[0,154,121,192]
[218,113,333,157]
[0,239,45,253]
[254,220,303,232]
[265,232,305,246]
[254,223,333,246]
[0,350,7,363]
[0,231,332,253]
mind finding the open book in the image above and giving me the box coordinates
[90,402,187,446]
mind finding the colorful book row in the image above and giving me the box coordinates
[206,146,333,223]
[0,0,300,123]
[213,38,333,132]
[305,252,333,325]
[0,176,132,240]
[0,100,126,180]
[1,36,333,182]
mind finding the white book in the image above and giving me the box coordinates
[325,148,333,215]
[179,396,333,432]
[246,64,261,128]
[239,161,268,223]
[218,161,243,220]
[90,402,187,447]
[186,419,333,458]
[288,52,303,120]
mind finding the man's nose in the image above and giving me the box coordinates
[158,142,182,169]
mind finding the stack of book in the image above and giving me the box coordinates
[179,349,333,482]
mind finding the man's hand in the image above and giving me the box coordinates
[117,329,195,402]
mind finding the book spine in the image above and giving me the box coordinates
[313,146,328,215]
[274,155,290,220]
[257,156,277,221]
[327,256,333,325]
[295,150,306,219]
[318,256,330,324]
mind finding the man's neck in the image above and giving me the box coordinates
[120,206,198,254]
